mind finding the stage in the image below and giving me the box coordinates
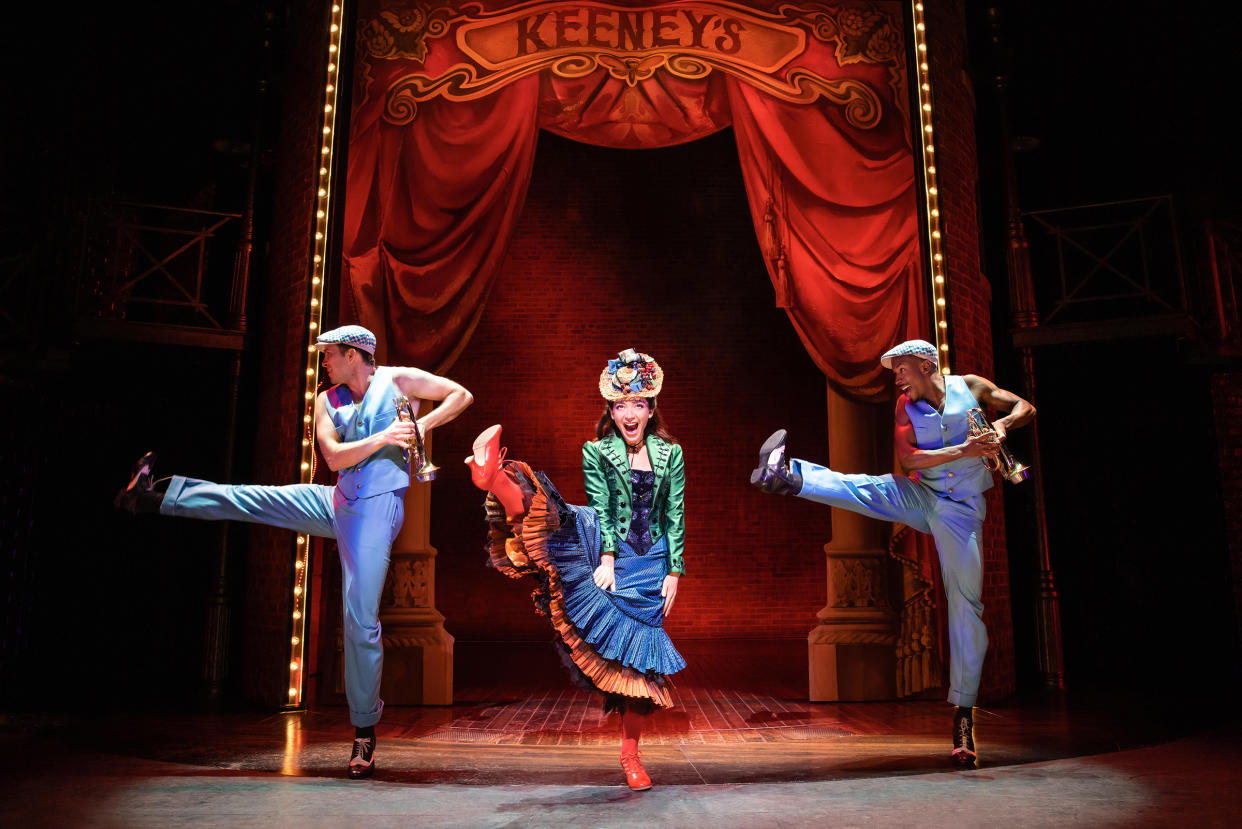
[3,642,1240,826]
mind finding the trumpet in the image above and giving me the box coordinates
[966,407,1029,484]
[393,395,439,483]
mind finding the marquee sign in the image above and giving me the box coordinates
[361,1,906,129]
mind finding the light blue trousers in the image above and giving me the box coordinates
[794,460,988,707]
[162,476,404,726]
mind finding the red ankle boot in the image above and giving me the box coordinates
[620,752,652,791]
[466,425,527,520]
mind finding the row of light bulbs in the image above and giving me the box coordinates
[285,2,345,710]
[912,1,952,375]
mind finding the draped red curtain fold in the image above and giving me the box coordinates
[341,2,928,400]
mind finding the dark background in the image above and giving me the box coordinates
[1,0,1238,710]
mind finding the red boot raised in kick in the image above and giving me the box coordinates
[465,424,527,520]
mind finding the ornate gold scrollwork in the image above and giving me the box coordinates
[359,2,456,63]
[374,1,898,131]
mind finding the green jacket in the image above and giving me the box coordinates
[582,433,686,576]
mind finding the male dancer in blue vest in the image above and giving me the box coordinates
[116,324,473,779]
[749,339,1034,768]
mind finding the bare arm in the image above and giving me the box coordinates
[893,397,999,472]
[963,374,1035,441]
[314,392,415,472]
[390,366,474,432]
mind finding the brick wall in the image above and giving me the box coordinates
[240,0,329,707]
[1210,371,1242,652]
[427,130,835,642]
[927,0,1015,698]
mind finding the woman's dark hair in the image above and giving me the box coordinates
[595,397,679,444]
[339,344,376,366]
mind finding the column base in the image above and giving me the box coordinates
[380,609,454,706]
[808,627,897,701]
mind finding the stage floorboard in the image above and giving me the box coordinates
[3,641,1239,825]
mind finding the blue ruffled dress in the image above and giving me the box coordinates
[484,463,685,709]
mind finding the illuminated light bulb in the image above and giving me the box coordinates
[304,415,312,423]
[329,44,337,53]
[328,63,335,71]
[927,144,934,152]
[300,462,309,471]
[923,103,931,111]
[317,210,325,218]
[936,275,945,284]
[942,367,951,375]
[313,253,322,262]
[323,126,331,134]
[325,86,334,95]
[294,586,302,596]
[319,168,327,176]
[292,637,300,645]
[318,188,327,197]
[937,298,946,306]
[928,166,937,174]
[321,147,330,155]
[311,299,319,307]
[293,611,302,620]
[296,560,305,569]
[304,391,313,400]
[922,83,929,91]
[931,209,940,216]
[313,277,321,285]
[331,23,339,32]
[289,688,298,697]
[924,125,933,133]
[306,369,314,377]
[934,253,943,261]
[316,232,324,239]
[918,43,927,51]
[916,2,924,9]
[291,662,299,670]
[929,187,937,195]
[325,105,333,113]
[921,62,928,70]
[917,23,925,31]
[333,4,340,11]
[940,344,949,351]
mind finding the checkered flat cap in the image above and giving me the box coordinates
[880,339,938,370]
[315,324,377,355]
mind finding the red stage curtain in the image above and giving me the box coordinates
[342,3,927,398]
[727,78,927,401]
[342,71,541,369]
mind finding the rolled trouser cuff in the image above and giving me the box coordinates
[947,688,977,707]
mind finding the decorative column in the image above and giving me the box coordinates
[988,6,1066,692]
[379,424,454,704]
[808,383,899,700]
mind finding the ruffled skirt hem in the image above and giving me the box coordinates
[485,461,680,709]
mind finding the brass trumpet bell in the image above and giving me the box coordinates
[967,407,1029,485]
[393,395,439,483]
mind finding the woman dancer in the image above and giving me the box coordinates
[467,348,686,791]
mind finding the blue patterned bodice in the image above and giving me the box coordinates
[625,469,656,552]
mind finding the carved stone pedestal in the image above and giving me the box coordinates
[378,457,453,705]
[808,384,898,701]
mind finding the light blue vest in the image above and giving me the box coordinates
[324,366,410,499]
[904,375,993,501]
